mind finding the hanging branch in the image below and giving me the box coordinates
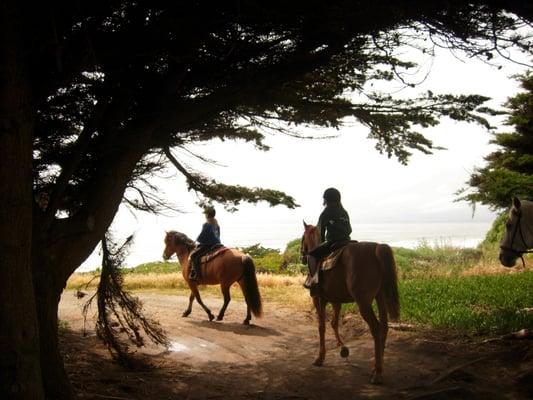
[82,232,169,367]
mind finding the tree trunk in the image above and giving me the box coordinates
[30,124,154,398]
[33,273,73,400]
[0,1,44,398]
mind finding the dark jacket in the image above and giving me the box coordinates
[196,222,221,246]
[317,205,351,243]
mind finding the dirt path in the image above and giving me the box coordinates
[59,291,532,399]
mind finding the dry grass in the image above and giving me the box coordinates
[461,256,532,276]
[68,272,313,311]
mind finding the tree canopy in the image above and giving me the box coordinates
[33,1,533,222]
[2,1,533,399]
[458,73,533,210]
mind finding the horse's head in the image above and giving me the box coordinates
[300,221,321,263]
[499,197,532,267]
[162,230,195,260]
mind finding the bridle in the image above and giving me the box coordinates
[500,210,533,266]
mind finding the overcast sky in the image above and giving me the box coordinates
[81,46,530,270]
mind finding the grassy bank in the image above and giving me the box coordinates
[69,244,533,336]
[398,272,533,335]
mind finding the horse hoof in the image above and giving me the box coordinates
[182,311,191,318]
[242,319,250,325]
[216,315,224,321]
[370,372,383,385]
[208,314,215,322]
[313,358,324,367]
[340,346,349,358]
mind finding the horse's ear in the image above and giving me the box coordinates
[303,220,308,229]
[513,197,521,210]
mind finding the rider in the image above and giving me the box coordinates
[189,206,221,281]
[304,188,352,289]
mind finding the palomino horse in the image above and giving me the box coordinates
[500,197,533,267]
[301,222,400,384]
[162,231,262,324]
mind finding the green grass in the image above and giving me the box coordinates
[340,243,532,335]
[343,271,533,335]
[72,243,533,336]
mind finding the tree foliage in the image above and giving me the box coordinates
[458,73,533,210]
[32,1,533,223]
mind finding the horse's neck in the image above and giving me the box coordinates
[522,201,533,247]
[176,249,191,269]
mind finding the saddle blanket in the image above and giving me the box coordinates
[198,246,229,265]
[319,247,345,271]
[319,240,358,271]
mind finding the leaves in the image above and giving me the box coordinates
[458,73,533,209]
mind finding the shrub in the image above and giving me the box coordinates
[239,243,280,258]
[283,238,302,265]
[254,252,285,274]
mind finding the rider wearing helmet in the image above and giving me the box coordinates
[189,206,221,281]
[304,188,352,289]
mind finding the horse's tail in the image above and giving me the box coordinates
[376,244,400,321]
[241,255,263,318]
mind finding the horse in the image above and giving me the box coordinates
[499,197,533,267]
[162,230,263,324]
[300,222,400,384]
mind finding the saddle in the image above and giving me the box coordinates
[188,245,228,281]
[319,246,346,271]
[197,245,229,265]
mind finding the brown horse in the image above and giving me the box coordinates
[301,222,400,384]
[162,230,262,324]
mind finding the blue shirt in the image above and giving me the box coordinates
[196,222,221,246]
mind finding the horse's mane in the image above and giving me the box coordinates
[168,230,195,251]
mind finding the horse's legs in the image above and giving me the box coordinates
[189,284,215,321]
[216,284,231,321]
[376,293,389,377]
[331,302,350,358]
[331,302,343,347]
[357,300,383,384]
[237,279,252,325]
[182,292,195,317]
[313,296,327,366]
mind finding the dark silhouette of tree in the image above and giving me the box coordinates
[82,233,170,367]
[1,1,533,398]
[459,73,533,209]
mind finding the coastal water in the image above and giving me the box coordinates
[222,221,492,250]
[79,221,492,272]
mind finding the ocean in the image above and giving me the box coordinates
[78,221,493,272]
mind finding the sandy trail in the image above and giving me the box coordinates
[59,291,532,399]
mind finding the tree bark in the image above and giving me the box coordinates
[31,122,155,398]
[0,1,44,398]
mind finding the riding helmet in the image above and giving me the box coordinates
[323,187,341,203]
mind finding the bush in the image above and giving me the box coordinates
[127,261,180,274]
[393,243,482,279]
[479,212,507,253]
[239,243,280,258]
[254,252,285,274]
[283,238,302,265]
